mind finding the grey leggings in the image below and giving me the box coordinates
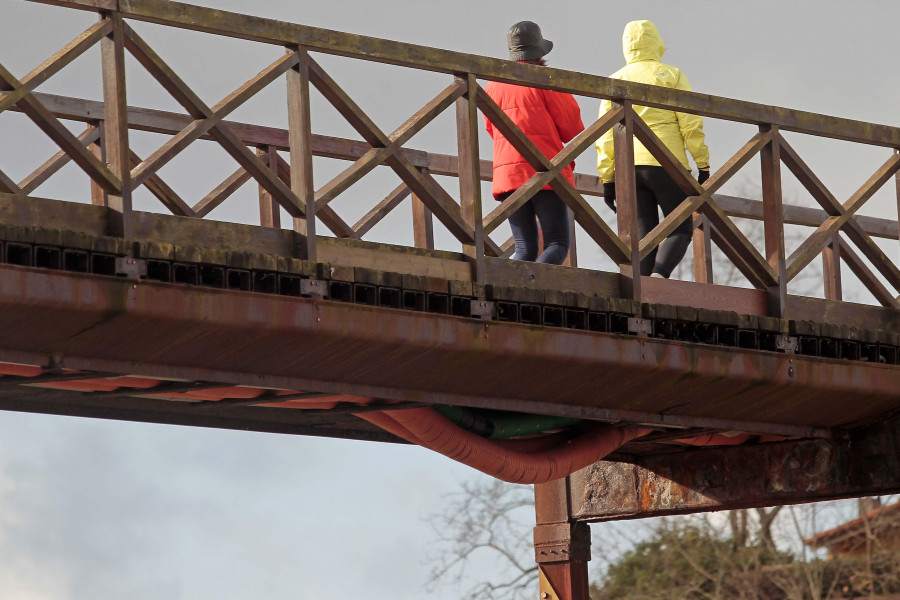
[635,165,692,278]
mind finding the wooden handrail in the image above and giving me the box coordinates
[26,0,900,147]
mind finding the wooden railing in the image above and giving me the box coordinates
[4,0,900,317]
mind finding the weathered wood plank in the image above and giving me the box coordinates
[613,105,641,299]
[193,166,250,218]
[0,20,111,113]
[411,191,434,250]
[124,25,306,218]
[780,137,900,292]
[837,237,900,308]
[821,236,842,301]
[692,214,713,284]
[19,126,100,195]
[456,74,485,284]
[641,275,768,315]
[760,127,787,318]
[634,126,771,261]
[32,0,900,146]
[130,52,298,189]
[351,183,410,240]
[313,80,465,212]
[129,148,193,217]
[20,92,899,243]
[786,153,900,280]
[99,12,132,236]
[286,46,315,258]
[269,153,353,238]
[0,67,121,194]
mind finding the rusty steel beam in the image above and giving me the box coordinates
[569,413,900,521]
[0,264,898,436]
[0,382,402,442]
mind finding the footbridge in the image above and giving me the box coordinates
[2,1,900,597]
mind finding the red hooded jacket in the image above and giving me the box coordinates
[483,81,584,199]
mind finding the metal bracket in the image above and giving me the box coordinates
[627,317,652,337]
[470,299,494,319]
[115,257,147,280]
[533,522,591,563]
[300,279,327,298]
[776,335,798,354]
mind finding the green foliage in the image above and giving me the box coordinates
[594,521,791,600]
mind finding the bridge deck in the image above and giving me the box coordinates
[2,193,898,457]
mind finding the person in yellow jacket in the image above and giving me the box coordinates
[596,20,710,278]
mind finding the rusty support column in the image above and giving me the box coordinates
[257,145,282,228]
[613,103,641,302]
[692,213,713,283]
[456,73,485,285]
[822,234,843,300]
[99,12,131,237]
[760,125,787,321]
[534,477,591,600]
[286,46,315,260]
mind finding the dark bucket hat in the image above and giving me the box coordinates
[507,21,553,61]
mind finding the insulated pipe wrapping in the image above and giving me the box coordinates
[359,407,649,484]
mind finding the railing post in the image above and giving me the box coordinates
[456,73,485,285]
[89,119,108,207]
[534,477,591,600]
[895,149,900,268]
[822,234,843,300]
[411,186,434,250]
[565,210,577,267]
[760,125,787,321]
[257,145,282,228]
[100,12,131,238]
[692,213,714,283]
[613,102,641,302]
[286,45,316,261]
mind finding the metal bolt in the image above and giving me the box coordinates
[541,593,550,599]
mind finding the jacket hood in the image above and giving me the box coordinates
[622,20,665,64]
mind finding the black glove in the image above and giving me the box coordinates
[603,182,616,213]
[698,168,710,185]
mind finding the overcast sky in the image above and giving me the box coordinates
[1,0,899,598]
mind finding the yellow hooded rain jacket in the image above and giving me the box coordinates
[595,20,709,184]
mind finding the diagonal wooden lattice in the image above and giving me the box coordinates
[0,20,121,195]
[476,86,630,265]
[122,24,306,219]
[778,134,900,306]
[304,57,503,257]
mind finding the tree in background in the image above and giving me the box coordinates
[425,478,536,600]
[427,483,898,600]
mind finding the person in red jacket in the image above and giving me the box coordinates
[484,21,585,265]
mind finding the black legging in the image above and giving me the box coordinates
[635,165,692,278]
